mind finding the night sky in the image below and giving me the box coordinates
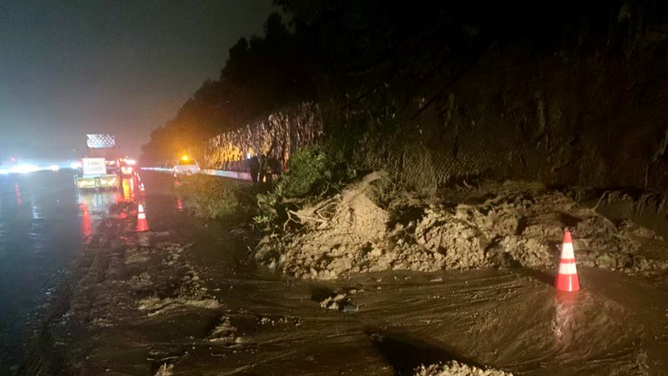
[0,0,275,160]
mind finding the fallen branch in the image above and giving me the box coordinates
[283,209,303,232]
[287,210,328,225]
[592,190,612,211]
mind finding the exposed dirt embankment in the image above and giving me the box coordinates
[344,22,668,193]
[255,173,668,279]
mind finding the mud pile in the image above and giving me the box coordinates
[256,174,668,279]
[414,361,513,376]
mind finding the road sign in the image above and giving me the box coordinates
[82,158,107,176]
[87,134,116,149]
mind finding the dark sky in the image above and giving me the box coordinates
[0,0,275,160]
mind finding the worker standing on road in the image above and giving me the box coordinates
[258,154,268,191]
[249,156,259,185]
[266,156,280,188]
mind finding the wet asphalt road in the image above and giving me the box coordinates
[0,171,124,373]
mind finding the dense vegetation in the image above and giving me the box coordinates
[172,175,253,220]
[144,1,668,193]
[173,144,354,230]
[141,0,505,163]
[141,11,315,164]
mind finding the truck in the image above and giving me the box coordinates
[75,134,121,190]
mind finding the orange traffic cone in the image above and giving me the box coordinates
[139,183,146,195]
[136,203,150,232]
[555,230,579,292]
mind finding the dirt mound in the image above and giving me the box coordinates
[414,361,513,376]
[256,174,668,279]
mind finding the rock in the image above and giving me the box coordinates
[320,297,339,310]
[341,304,358,313]
[333,293,346,302]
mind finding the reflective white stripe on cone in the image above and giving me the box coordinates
[555,230,579,292]
[137,203,149,232]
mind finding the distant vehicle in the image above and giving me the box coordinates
[173,155,200,177]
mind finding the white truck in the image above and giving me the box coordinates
[75,134,120,190]
[75,157,119,189]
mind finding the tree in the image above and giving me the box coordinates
[141,11,316,164]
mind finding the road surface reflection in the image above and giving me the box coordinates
[0,172,134,371]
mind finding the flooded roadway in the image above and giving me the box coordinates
[0,171,134,374]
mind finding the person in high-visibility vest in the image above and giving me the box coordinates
[258,154,268,187]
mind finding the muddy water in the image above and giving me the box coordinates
[180,267,666,375]
[55,173,667,376]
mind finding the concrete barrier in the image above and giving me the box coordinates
[201,169,253,181]
[140,167,173,172]
[141,167,273,182]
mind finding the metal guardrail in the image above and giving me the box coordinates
[200,169,253,181]
[140,167,173,172]
[140,167,255,181]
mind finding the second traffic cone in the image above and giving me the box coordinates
[136,203,150,232]
[555,230,579,292]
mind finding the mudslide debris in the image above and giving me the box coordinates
[256,175,668,279]
[414,361,513,376]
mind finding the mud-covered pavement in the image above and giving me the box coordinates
[5,172,668,375]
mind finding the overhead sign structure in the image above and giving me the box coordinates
[81,158,107,176]
[87,134,116,149]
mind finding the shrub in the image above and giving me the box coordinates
[253,144,357,231]
[173,175,251,220]
[279,145,356,199]
[253,191,279,229]
[173,144,357,230]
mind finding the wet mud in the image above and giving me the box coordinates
[14,172,668,375]
[256,175,668,280]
